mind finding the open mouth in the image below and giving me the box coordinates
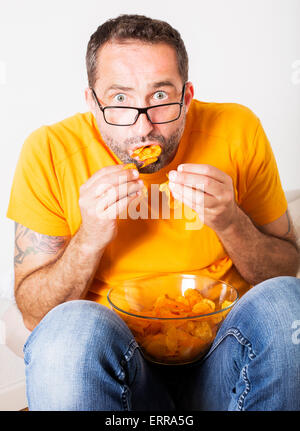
[130,144,162,168]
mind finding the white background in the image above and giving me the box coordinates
[0,0,299,294]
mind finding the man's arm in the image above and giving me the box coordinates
[216,208,300,285]
[168,163,300,286]
[14,164,143,331]
[14,223,106,331]
[14,222,69,280]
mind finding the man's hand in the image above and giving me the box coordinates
[78,164,144,248]
[168,163,238,233]
[168,163,299,285]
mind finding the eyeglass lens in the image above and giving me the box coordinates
[104,104,181,125]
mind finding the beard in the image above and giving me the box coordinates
[101,113,186,173]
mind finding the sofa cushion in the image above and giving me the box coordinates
[0,345,27,411]
[288,197,300,247]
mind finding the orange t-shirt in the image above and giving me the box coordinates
[7,100,287,305]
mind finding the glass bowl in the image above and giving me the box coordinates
[107,273,238,365]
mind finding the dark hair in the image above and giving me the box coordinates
[86,14,189,87]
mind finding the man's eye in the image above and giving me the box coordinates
[154,91,167,101]
[114,94,126,103]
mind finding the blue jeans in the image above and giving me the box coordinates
[23,276,300,411]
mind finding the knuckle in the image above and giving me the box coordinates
[130,171,139,181]
[120,171,132,183]
[203,177,210,188]
[100,166,110,175]
[95,184,105,196]
[114,184,123,198]
[202,165,210,176]
[224,190,233,202]
[87,208,95,218]
[99,183,114,196]
[127,184,137,196]
[78,197,85,207]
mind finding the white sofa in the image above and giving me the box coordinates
[1,190,300,411]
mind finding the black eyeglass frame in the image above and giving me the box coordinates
[91,83,186,126]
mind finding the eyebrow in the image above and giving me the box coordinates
[104,81,177,96]
[152,81,177,90]
[104,84,135,95]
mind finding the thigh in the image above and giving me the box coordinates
[24,300,177,411]
[175,276,300,411]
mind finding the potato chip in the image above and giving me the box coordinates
[192,298,216,315]
[192,321,213,341]
[123,163,137,170]
[165,326,178,353]
[143,333,169,358]
[221,300,233,309]
[159,174,182,210]
[184,288,204,307]
[123,286,233,363]
[131,145,162,168]
[221,300,234,317]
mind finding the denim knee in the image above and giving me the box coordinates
[24,300,143,410]
[200,276,300,410]
[219,276,300,348]
[24,300,137,367]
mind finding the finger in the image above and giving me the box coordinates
[83,164,126,189]
[169,183,203,211]
[96,190,142,220]
[96,180,144,212]
[94,175,142,200]
[169,182,216,209]
[92,170,140,198]
[170,189,203,216]
[177,164,228,184]
[168,171,223,197]
[169,186,203,217]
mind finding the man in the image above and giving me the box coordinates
[7,14,300,410]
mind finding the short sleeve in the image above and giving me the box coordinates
[6,126,71,236]
[239,121,287,225]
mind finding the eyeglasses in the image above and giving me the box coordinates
[91,84,186,126]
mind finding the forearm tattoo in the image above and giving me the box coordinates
[282,212,299,252]
[14,222,67,266]
[283,211,291,236]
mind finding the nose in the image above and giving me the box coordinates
[132,111,154,136]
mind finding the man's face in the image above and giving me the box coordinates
[85,40,194,173]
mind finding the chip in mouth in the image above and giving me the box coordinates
[131,145,162,168]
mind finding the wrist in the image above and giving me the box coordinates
[75,225,109,255]
[214,204,242,238]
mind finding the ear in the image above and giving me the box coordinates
[84,87,97,115]
[184,81,194,113]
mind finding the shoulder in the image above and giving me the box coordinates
[47,111,95,140]
[21,112,98,165]
[187,99,263,159]
[189,99,260,137]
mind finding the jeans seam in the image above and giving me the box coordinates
[117,339,139,379]
[118,339,140,411]
[201,327,257,364]
[121,385,130,410]
[200,327,255,411]
[237,365,251,411]
[226,328,257,360]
